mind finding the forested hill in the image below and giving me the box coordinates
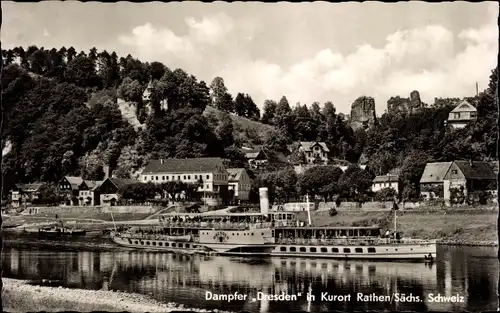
[1,46,498,199]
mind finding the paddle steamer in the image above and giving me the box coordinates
[110,214,275,256]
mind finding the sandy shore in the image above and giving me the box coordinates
[2,278,222,312]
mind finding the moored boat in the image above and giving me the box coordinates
[24,226,87,238]
[110,214,276,256]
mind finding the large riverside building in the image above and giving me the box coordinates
[140,157,230,206]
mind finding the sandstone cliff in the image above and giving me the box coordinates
[350,96,377,130]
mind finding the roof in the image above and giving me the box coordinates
[227,168,245,181]
[245,152,260,159]
[108,177,139,189]
[299,141,330,152]
[450,100,477,113]
[83,180,103,189]
[142,158,225,174]
[420,162,453,184]
[373,174,399,183]
[14,183,44,192]
[453,161,496,180]
[63,176,84,190]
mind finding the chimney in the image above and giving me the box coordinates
[259,187,269,217]
[103,165,112,180]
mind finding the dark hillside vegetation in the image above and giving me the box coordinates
[1,46,497,202]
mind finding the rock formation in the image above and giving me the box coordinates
[410,90,422,112]
[350,96,377,130]
[387,90,424,115]
[387,96,411,115]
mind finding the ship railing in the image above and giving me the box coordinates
[159,221,270,230]
[275,237,436,246]
[118,233,195,241]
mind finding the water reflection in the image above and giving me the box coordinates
[2,246,497,312]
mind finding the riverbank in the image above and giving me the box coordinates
[295,208,498,246]
[2,278,220,312]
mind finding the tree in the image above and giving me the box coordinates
[298,165,343,198]
[216,112,235,147]
[261,100,277,125]
[117,77,144,102]
[149,61,166,80]
[210,77,234,112]
[374,187,397,202]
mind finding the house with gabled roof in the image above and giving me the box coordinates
[446,100,477,129]
[372,174,400,193]
[227,168,252,202]
[289,141,330,165]
[58,176,85,206]
[442,160,496,200]
[93,177,138,206]
[10,183,45,207]
[78,180,103,206]
[420,160,496,201]
[140,157,229,206]
[419,162,453,200]
[242,147,270,169]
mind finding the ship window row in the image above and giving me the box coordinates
[280,246,377,254]
[146,174,218,181]
[201,232,256,236]
[128,239,196,249]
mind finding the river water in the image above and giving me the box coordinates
[1,245,498,312]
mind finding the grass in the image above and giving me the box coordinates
[204,105,277,144]
[296,209,498,245]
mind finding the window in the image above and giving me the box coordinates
[150,176,154,180]
[290,247,297,252]
[320,248,328,253]
[183,175,186,180]
[453,112,461,119]
[166,176,169,180]
[280,247,287,252]
[343,248,351,253]
[162,176,165,180]
[178,243,183,248]
[452,170,458,175]
[159,242,163,246]
[206,175,209,179]
[152,242,157,246]
[188,175,191,180]
[135,241,139,244]
[172,243,176,247]
[310,247,317,253]
[206,184,209,189]
[165,242,170,247]
[195,175,198,179]
[331,248,339,253]
[177,176,180,180]
[144,176,147,181]
[186,244,190,248]
[299,247,306,252]
[355,248,363,253]
[470,112,477,118]
[146,241,150,245]
[155,176,158,180]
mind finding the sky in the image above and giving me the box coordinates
[3,1,498,115]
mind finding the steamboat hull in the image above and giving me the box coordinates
[271,242,436,261]
[111,227,276,256]
[24,230,87,239]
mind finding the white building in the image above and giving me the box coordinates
[141,157,229,205]
[446,100,477,129]
[227,168,252,202]
[372,174,399,193]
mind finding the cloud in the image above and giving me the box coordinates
[118,12,498,114]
